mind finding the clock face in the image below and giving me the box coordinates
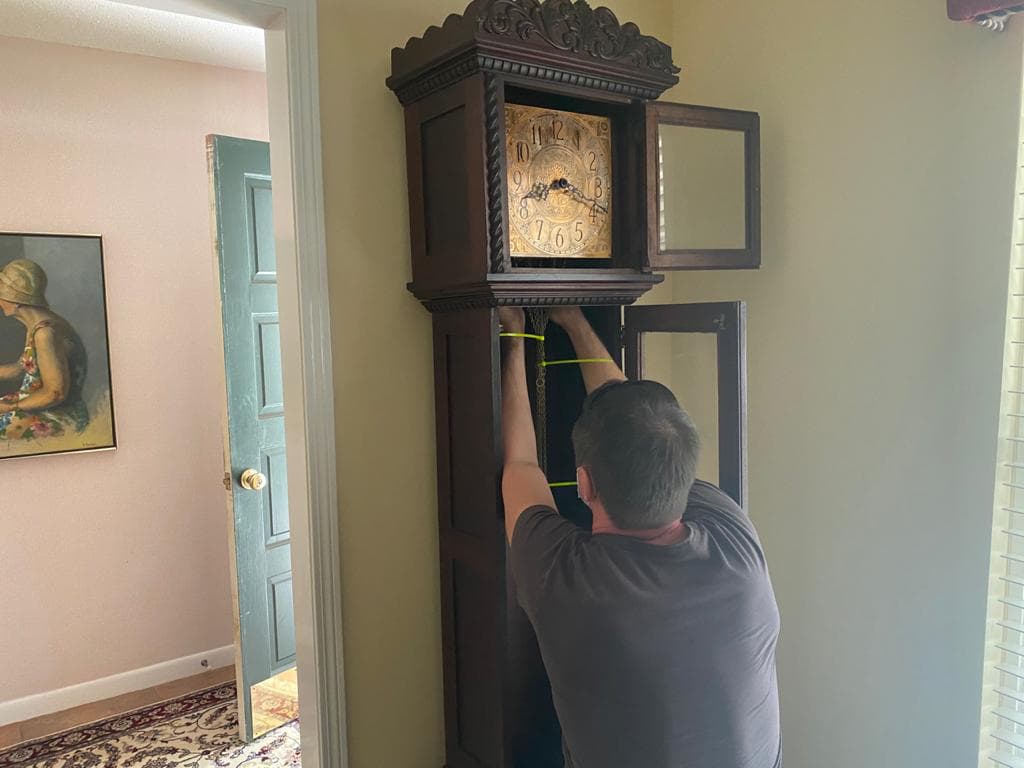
[505,104,612,259]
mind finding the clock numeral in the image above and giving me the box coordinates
[593,177,603,199]
[552,119,563,142]
[516,142,530,162]
[512,170,523,189]
[554,228,565,248]
[536,220,544,241]
[572,130,581,150]
[588,151,597,172]
[589,206,599,224]
[574,221,584,241]
[531,125,543,146]
[519,199,529,219]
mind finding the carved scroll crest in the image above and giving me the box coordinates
[478,0,679,76]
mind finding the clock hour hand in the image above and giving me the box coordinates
[521,182,551,202]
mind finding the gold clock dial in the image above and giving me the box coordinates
[505,104,612,259]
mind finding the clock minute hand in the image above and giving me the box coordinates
[520,178,608,215]
[558,179,608,215]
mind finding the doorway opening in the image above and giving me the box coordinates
[0,1,344,766]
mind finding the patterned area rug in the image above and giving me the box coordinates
[0,683,300,767]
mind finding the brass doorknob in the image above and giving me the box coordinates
[239,468,267,491]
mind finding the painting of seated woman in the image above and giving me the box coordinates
[0,234,115,459]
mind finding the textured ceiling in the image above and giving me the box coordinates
[0,0,265,72]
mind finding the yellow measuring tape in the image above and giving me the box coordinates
[499,332,546,341]
[541,358,613,367]
[548,481,579,488]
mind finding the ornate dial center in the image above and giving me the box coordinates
[529,146,587,223]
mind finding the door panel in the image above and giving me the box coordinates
[208,135,295,742]
[263,450,290,543]
[624,302,747,506]
[254,314,284,415]
[269,573,296,664]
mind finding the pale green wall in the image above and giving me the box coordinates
[318,0,1023,764]
[663,1,1024,766]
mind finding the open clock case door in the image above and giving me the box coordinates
[624,302,748,507]
[644,102,761,271]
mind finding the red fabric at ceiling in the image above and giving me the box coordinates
[948,0,1022,20]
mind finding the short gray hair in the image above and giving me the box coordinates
[572,380,700,528]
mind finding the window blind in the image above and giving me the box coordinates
[981,114,1024,768]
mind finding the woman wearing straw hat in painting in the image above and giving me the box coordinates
[0,259,88,442]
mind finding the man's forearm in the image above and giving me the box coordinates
[560,314,626,393]
[501,338,540,467]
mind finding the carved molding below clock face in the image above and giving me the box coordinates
[505,103,612,259]
[411,273,663,312]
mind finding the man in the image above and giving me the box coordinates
[499,305,781,768]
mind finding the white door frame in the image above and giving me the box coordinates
[114,2,346,767]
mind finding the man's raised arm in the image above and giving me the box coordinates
[499,307,556,542]
[549,306,627,393]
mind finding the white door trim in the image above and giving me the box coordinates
[261,4,348,768]
[117,1,346,766]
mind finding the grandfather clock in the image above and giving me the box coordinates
[387,2,759,766]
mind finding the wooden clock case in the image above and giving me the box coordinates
[386,2,755,766]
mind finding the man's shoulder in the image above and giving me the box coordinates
[685,480,751,528]
[685,481,768,567]
[510,505,589,618]
[687,479,742,511]
[511,505,577,547]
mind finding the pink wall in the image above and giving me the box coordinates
[0,36,269,702]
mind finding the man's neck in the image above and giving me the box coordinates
[590,509,688,545]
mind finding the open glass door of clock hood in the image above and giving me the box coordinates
[624,301,748,507]
[644,102,761,271]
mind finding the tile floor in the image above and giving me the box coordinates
[250,667,299,737]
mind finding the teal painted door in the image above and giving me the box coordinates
[208,135,295,742]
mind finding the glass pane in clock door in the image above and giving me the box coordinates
[639,331,720,485]
[623,302,746,507]
[659,125,746,251]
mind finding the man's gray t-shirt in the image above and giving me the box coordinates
[510,480,781,768]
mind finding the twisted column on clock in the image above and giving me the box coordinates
[483,73,506,273]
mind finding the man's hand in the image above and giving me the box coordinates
[498,306,525,334]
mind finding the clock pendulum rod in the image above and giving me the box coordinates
[525,308,551,473]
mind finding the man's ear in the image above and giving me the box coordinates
[576,466,595,506]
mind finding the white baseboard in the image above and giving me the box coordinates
[0,645,235,726]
